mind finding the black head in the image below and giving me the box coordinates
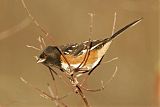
[37,46,61,67]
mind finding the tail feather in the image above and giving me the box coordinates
[105,18,142,42]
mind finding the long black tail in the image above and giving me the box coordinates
[105,18,142,42]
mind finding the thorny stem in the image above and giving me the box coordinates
[76,85,90,107]
[70,75,90,107]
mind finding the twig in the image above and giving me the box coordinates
[20,77,69,107]
[47,83,68,107]
[80,66,118,92]
[37,36,44,50]
[21,0,48,36]
[26,45,41,51]
[20,77,57,101]
[111,12,117,35]
[0,18,31,40]
[21,0,57,45]
[88,12,95,38]
[103,57,119,64]
[76,85,90,107]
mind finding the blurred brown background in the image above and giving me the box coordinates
[0,0,159,107]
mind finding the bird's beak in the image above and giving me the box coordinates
[37,58,46,63]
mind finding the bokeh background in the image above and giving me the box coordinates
[0,0,159,107]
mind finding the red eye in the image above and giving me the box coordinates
[43,52,47,57]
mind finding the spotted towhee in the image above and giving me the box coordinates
[37,18,142,74]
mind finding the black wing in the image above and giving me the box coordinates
[60,18,142,56]
[59,40,103,56]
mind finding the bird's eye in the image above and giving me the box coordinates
[43,52,48,58]
[39,52,47,59]
[44,52,47,56]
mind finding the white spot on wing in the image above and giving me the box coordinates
[90,43,101,50]
[64,51,69,54]
[68,50,72,52]
[72,45,76,48]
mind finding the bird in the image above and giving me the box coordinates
[37,18,142,75]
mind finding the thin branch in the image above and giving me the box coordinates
[80,66,118,92]
[47,84,68,107]
[37,36,43,50]
[111,12,117,35]
[21,0,48,36]
[26,45,41,51]
[47,68,59,107]
[0,18,31,40]
[88,12,95,38]
[42,37,46,47]
[20,77,57,101]
[20,77,69,106]
[76,85,90,107]
[102,57,119,64]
